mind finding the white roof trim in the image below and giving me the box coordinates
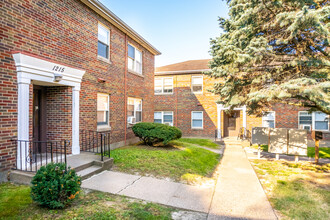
[155,69,211,75]
[13,52,85,89]
[81,0,161,55]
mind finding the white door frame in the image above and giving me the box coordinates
[217,104,247,139]
[12,52,85,169]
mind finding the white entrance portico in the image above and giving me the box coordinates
[12,52,85,169]
[216,104,247,139]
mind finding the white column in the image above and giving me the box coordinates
[217,104,222,139]
[17,78,31,170]
[242,105,247,136]
[72,86,80,155]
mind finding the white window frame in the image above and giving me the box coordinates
[298,111,329,131]
[154,77,173,94]
[128,43,143,74]
[97,23,110,61]
[154,111,174,126]
[262,111,275,128]
[191,111,203,129]
[127,97,142,124]
[191,75,203,94]
[97,93,110,128]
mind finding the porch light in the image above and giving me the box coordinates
[53,73,63,82]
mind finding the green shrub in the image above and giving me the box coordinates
[31,163,81,209]
[132,122,182,146]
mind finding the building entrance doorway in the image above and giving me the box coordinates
[223,110,241,137]
[33,86,47,152]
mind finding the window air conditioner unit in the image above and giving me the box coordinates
[128,117,136,124]
[164,122,171,126]
[302,125,311,130]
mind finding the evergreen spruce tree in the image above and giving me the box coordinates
[208,0,329,115]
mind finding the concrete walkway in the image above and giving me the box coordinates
[208,145,277,220]
[82,144,277,219]
[82,171,214,213]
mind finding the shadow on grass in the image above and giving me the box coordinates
[133,142,181,151]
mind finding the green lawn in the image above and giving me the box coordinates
[251,160,330,219]
[0,183,175,219]
[251,144,330,159]
[109,139,220,183]
[178,138,219,149]
[307,147,330,159]
[0,182,32,218]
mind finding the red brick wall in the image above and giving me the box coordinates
[0,0,155,174]
[155,74,218,138]
[155,75,330,140]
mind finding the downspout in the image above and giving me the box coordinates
[175,75,178,127]
[124,34,128,145]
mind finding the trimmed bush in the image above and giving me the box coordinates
[31,163,81,209]
[132,122,182,146]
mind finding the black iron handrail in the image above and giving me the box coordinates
[80,130,110,161]
[12,139,69,172]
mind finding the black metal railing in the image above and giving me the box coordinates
[80,130,110,161]
[12,139,69,172]
[215,129,219,141]
[237,127,252,140]
[237,127,246,140]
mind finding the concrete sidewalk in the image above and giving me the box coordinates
[208,145,277,220]
[82,145,277,219]
[82,171,214,213]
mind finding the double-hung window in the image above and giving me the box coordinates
[298,111,329,131]
[154,77,173,94]
[128,43,142,74]
[298,112,312,130]
[314,112,329,130]
[97,93,109,126]
[154,111,173,126]
[191,111,203,129]
[191,76,203,93]
[127,98,142,124]
[97,23,110,59]
[262,112,275,128]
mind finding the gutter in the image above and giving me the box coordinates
[80,0,161,56]
[155,69,211,75]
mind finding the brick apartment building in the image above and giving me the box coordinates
[154,59,330,142]
[0,0,160,180]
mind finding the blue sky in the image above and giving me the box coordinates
[100,0,229,67]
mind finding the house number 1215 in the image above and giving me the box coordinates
[52,65,65,72]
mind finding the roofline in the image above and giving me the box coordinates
[155,69,211,75]
[80,0,161,56]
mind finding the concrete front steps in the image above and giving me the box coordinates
[10,157,113,185]
[218,137,243,146]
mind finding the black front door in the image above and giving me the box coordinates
[33,86,47,152]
